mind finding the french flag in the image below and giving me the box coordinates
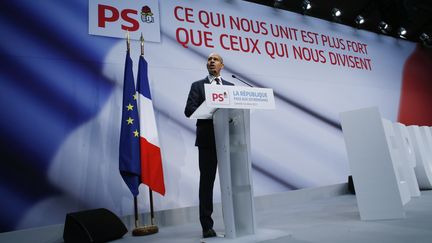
[136,55,166,196]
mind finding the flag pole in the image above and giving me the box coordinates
[131,32,158,236]
[140,33,144,56]
[132,194,158,236]
[126,31,130,52]
[149,189,156,226]
[133,196,139,228]
[125,31,140,231]
[141,32,158,230]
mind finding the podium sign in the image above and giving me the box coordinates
[204,84,275,110]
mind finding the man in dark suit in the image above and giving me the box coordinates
[184,53,234,238]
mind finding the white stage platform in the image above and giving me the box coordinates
[1,183,432,243]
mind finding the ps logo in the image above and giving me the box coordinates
[212,93,224,102]
[97,4,155,31]
[211,92,229,104]
[89,0,161,42]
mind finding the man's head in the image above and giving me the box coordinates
[206,53,224,77]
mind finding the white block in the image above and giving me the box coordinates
[382,119,411,205]
[393,123,420,197]
[422,126,432,155]
[340,107,405,220]
[407,126,432,189]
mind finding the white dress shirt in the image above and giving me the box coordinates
[208,75,222,85]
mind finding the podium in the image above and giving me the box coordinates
[191,84,275,238]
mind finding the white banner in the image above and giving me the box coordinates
[89,0,161,42]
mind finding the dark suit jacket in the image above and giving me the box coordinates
[184,77,234,147]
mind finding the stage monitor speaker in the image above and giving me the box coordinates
[63,208,128,243]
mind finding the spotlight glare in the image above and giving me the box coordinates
[303,0,312,10]
[273,0,284,7]
[355,15,365,25]
[420,32,429,42]
[419,32,431,47]
[302,0,312,13]
[379,21,390,33]
[398,27,407,37]
[332,8,341,17]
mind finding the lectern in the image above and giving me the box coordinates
[191,84,275,238]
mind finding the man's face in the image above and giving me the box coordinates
[207,54,224,76]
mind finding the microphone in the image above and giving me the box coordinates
[231,74,253,87]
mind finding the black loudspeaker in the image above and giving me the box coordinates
[348,175,356,194]
[63,208,128,243]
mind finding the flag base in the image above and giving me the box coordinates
[132,225,159,236]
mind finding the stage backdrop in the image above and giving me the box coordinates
[1,0,431,232]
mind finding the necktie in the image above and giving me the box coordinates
[214,77,221,85]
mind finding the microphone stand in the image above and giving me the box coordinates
[231,74,253,87]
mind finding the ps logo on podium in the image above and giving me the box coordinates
[211,92,229,105]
